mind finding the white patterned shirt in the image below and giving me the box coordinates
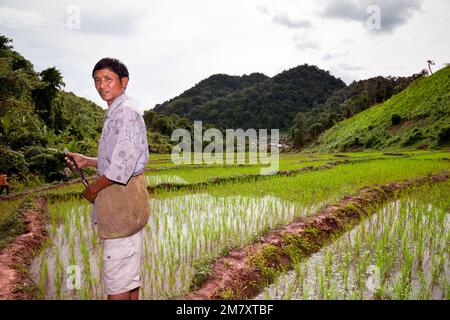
[97,93,149,184]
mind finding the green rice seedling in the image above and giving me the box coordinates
[68,233,76,267]
[38,255,49,299]
[63,214,71,243]
[80,234,93,294]
[256,180,450,300]
[30,154,449,299]
[53,246,64,299]
[157,158,449,202]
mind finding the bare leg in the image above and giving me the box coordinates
[130,287,140,300]
[108,291,131,300]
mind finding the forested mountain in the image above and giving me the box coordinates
[153,73,269,116]
[153,65,346,130]
[143,110,218,154]
[289,72,427,148]
[313,66,450,151]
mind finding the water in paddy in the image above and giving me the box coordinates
[145,175,188,186]
[255,198,449,300]
[31,193,320,299]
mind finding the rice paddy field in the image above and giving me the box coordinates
[3,150,449,300]
[255,181,450,300]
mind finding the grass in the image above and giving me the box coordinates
[314,66,450,151]
[0,198,29,251]
[144,160,330,186]
[154,158,449,201]
[0,199,21,228]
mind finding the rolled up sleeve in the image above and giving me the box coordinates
[104,107,142,184]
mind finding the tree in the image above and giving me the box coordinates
[293,112,306,131]
[52,95,70,132]
[391,114,402,125]
[426,59,435,74]
[143,110,156,128]
[308,123,322,139]
[292,128,305,148]
[40,67,65,90]
[0,34,13,49]
[0,114,13,146]
[32,67,65,127]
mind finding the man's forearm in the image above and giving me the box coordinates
[86,157,98,168]
[82,175,114,203]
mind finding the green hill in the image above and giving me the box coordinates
[153,64,346,130]
[288,72,426,148]
[153,73,269,116]
[313,66,450,152]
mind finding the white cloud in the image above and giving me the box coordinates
[272,13,312,29]
[322,0,424,32]
[0,5,60,29]
[0,0,448,113]
[293,34,320,50]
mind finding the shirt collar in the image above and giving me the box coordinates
[105,93,128,118]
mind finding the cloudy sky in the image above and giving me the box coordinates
[1,0,449,113]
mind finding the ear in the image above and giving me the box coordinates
[121,77,129,90]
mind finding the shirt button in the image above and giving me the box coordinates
[107,256,111,259]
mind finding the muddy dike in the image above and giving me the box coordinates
[182,174,448,300]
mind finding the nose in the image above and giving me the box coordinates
[98,79,106,89]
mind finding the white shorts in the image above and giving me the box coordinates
[102,228,144,295]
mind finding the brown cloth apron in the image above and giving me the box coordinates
[95,174,150,239]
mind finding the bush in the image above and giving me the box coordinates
[23,146,47,160]
[75,139,98,157]
[0,207,26,251]
[10,131,48,150]
[401,129,423,146]
[391,114,402,125]
[0,147,29,176]
[365,135,380,148]
[341,136,363,152]
[438,127,450,146]
[148,132,173,153]
[28,152,64,182]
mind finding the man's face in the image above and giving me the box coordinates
[93,68,129,105]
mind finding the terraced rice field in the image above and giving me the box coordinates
[256,181,449,300]
[3,151,448,299]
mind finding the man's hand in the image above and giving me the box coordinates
[82,175,115,203]
[65,152,90,169]
[82,185,97,203]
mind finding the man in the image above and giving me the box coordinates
[63,166,71,182]
[0,174,9,195]
[65,58,150,300]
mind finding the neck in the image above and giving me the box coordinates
[107,91,125,107]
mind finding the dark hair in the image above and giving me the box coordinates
[92,57,129,79]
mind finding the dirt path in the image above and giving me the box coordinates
[182,174,448,300]
[0,197,48,300]
[0,177,95,201]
